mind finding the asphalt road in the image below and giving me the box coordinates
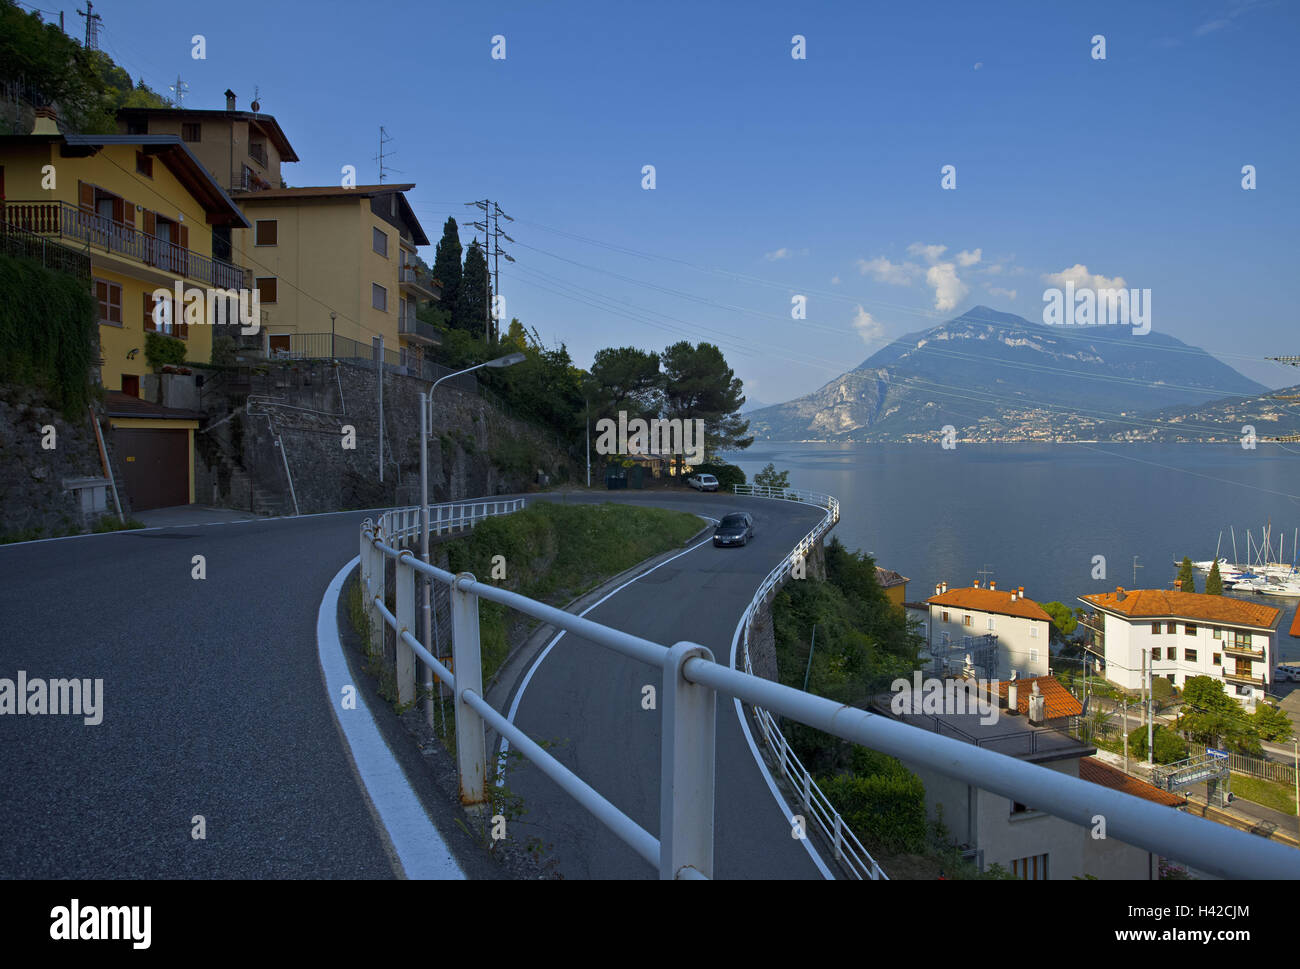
[0,489,831,879]
[500,490,829,879]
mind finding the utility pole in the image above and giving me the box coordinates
[77,2,101,50]
[802,625,817,693]
[1122,699,1129,773]
[464,200,514,344]
[375,335,384,483]
[1132,555,1143,587]
[170,75,189,107]
[1147,649,1154,767]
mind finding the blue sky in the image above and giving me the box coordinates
[60,0,1300,403]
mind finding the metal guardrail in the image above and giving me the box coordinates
[731,484,886,879]
[356,491,1300,880]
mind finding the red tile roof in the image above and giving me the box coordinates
[875,567,908,589]
[1080,589,1281,630]
[1290,609,1300,639]
[927,586,1052,622]
[104,391,203,421]
[1079,757,1187,807]
[994,675,1083,719]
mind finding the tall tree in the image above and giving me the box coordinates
[1176,557,1197,594]
[1205,560,1224,595]
[589,346,662,419]
[454,239,491,338]
[431,217,462,311]
[661,341,753,472]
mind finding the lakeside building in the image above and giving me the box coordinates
[0,112,250,508]
[875,679,1184,879]
[922,580,1052,679]
[118,94,439,370]
[875,567,909,615]
[1078,587,1282,707]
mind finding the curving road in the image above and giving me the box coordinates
[0,491,832,879]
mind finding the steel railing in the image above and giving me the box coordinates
[2,199,249,290]
[730,484,886,879]
[355,491,1300,880]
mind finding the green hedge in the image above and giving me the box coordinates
[691,461,745,491]
[818,750,928,853]
[0,251,97,415]
[145,331,187,369]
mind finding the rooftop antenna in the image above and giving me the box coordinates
[1132,555,1143,587]
[250,85,261,113]
[375,125,401,184]
[976,564,995,586]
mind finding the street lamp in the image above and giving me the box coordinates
[330,311,337,359]
[418,351,526,726]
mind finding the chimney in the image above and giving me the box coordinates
[935,584,941,596]
[1174,579,1182,591]
[1028,682,1045,725]
[941,581,948,594]
[973,579,980,589]
[225,89,237,111]
[31,105,58,136]
[989,580,996,591]
[1116,586,1126,602]
[1006,673,1019,715]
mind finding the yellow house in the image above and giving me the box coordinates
[229,183,436,369]
[0,114,249,509]
[875,566,910,614]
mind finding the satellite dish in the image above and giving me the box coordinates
[250,100,260,112]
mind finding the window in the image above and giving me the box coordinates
[94,279,122,325]
[1167,674,1176,683]
[372,283,387,311]
[919,622,928,637]
[1151,622,1161,634]
[1029,648,1039,664]
[1212,628,1222,640]
[986,616,995,631]
[1011,854,1048,880]
[1212,653,1221,666]
[120,375,139,397]
[125,118,147,135]
[1030,624,1039,638]
[373,227,388,257]
[135,151,153,177]
[255,220,278,246]
[1011,800,1034,815]
[1239,633,1253,646]
[1166,622,1176,634]
[1185,624,1197,636]
[182,122,201,143]
[941,610,950,623]
[256,277,278,303]
[1185,648,1197,662]
[144,293,186,338]
[962,614,972,627]
[390,194,397,217]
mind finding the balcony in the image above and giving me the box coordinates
[398,312,440,346]
[2,200,250,291]
[231,168,274,193]
[248,142,268,168]
[399,265,437,300]
[1222,640,1265,660]
[1222,669,1265,687]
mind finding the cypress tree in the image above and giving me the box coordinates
[1176,556,1197,594]
[455,238,491,338]
[1205,560,1223,595]
[431,217,463,311]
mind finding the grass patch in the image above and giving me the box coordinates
[1232,773,1297,815]
[443,501,703,681]
[91,515,145,533]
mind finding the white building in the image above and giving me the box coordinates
[924,580,1052,679]
[1078,587,1282,707]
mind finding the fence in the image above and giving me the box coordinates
[272,332,482,393]
[0,220,91,277]
[355,492,1300,880]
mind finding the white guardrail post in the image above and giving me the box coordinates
[395,551,417,707]
[367,521,386,653]
[660,643,716,880]
[451,572,488,805]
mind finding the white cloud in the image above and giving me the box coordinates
[856,256,920,285]
[955,248,982,267]
[907,242,948,264]
[986,285,1017,300]
[764,247,792,261]
[926,263,968,312]
[830,275,841,285]
[973,61,984,70]
[852,305,885,344]
[1196,18,1229,35]
[1042,264,1128,291]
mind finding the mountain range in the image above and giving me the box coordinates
[746,306,1285,443]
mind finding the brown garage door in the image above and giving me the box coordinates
[113,428,189,510]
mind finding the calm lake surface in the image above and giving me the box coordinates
[722,443,1300,663]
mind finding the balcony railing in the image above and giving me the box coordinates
[399,265,437,299]
[2,200,249,290]
[230,169,274,193]
[1222,640,1265,659]
[1223,669,1265,686]
[398,312,439,345]
[248,142,268,168]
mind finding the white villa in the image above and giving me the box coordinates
[1078,587,1282,707]
[922,580,1053,680]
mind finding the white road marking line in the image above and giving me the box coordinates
[318,556,466,880]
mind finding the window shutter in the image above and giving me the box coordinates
[121,200,134,229]
[79,180,94,211]
[143,210,156,236]
[178,224,189,249]
[143,292,155,332]
[112,197,124,223]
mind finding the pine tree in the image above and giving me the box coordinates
[1177,557,1197,594]
[431,217,462,311]
[454,239,491,338]
[1205,560,1224,595]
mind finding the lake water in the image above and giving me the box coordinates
[723,443,1300,663]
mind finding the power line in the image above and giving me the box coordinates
[76,1,101,50]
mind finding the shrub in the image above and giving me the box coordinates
[817,766,927,853]
[691,461,745,491]
[145,331,186,369]
[1128,724,1188,764]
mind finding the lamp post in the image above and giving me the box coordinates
[419,351,526,727]
[330,311,337,359]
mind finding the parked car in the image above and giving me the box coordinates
[687,473,719,492]
[713,512,755,547]
[1274,664,1300,682]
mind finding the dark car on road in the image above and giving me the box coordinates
[713,512,755,547]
